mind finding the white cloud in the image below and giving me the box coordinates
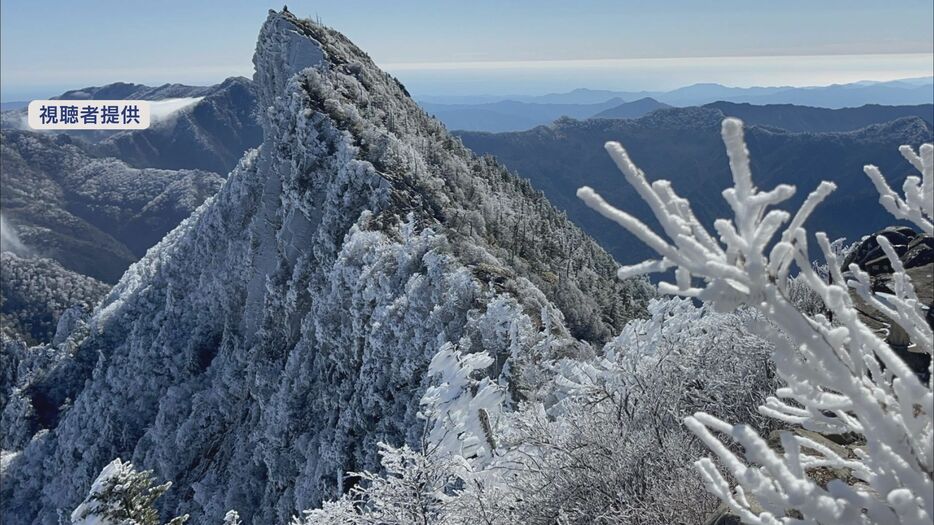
[149,97,204,121]
[0,213,30,256]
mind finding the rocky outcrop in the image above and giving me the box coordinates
[0,11,650,524]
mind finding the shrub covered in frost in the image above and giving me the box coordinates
[577,118,932,523]
[71,458,188,525]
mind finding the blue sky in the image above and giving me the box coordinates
[2,0,933,100]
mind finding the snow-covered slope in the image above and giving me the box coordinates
[0,78,262,175]
[0,10,650,524]
[0,129,224,282]
[0,253,110,345]
[90,77,263,174]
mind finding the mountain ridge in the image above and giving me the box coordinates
[415,77,934,107]
[704,100,933,132]
[0,10,650,523]
[0,129,224,282]
[592,97,671,119]
[456,107,933,264]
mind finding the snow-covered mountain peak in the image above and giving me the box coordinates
[1,11,651,524]
[254,10,327,112]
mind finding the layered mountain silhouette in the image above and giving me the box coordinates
[592,97,671,119]
[417,78,934,108]
[1,129,223,282]
[420,97,627,132]
[457,108,934,265]
[704,101,933,132]
[1,77,262,175]
[0,11,650,524]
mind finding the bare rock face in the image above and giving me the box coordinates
[0,10,650,524]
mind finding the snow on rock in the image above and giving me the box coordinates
[0,9,650,525]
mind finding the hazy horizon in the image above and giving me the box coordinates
[3,0,933,102]
[2,66,932,104]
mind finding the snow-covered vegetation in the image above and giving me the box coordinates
[0,129,223,282]
[70,458,188,525]
[4,9,930,525]
[1,253,109,344]
[578,119,932,523]
[291,297,777,524]
[285,121,931,525]
[1,11,649,524]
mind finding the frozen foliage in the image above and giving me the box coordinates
[477,298,777,525]
[577,118,933,523]
[864,145,934,236]
[1,129,223,282]
[71,458,188,525]
[300,297,778,524]
[785,238,858,316]
[293,443,463,525]
[221,510,242,525]
[421,342,504,464]
[1,252,110,344]
[1,11,649,524]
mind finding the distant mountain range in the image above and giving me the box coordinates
[417,78,933,132]
[1,129,223,283]
[419,77,934,106]
[419,98,627,132]
[703,101,933,132]
[88,77,261,174]
[593,97,671,119]
[456,107,934,265]
[1,75,931,346]
[6,77,930,134]
[1,77,262,175]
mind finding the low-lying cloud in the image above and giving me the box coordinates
[0,213,31,256]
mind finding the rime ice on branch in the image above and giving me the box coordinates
[578,117,933,524]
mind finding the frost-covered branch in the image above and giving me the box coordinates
[864,144,933,236]
[578,117,933,524]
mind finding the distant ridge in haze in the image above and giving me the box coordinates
[704,101,934,132]
[420,97,626,132]
[417,78,933,132]
[417,77,933,108]
[593,97,671,119]
[457,108,933,265]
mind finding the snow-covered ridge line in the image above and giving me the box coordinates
[1,9,650,524]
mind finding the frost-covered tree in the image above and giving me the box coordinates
[577,118,933,523]
[292,343,504,525]
[420,342,505,464]
[461,298,777,525]
[71,458,188,525]
[292,443,465,525]
[297,297,778,525]
[221,510,242,525]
